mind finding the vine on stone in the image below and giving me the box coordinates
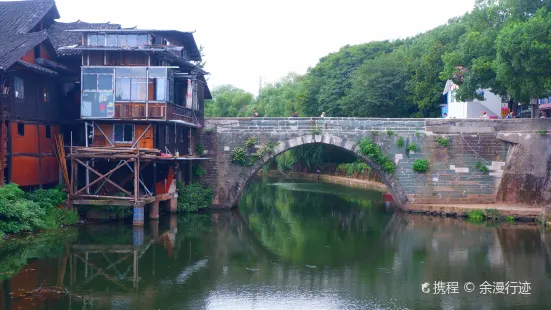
[358,138,396,174]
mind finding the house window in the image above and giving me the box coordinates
[81,67,115,118]
[113,124,134,143]
[43,87,49,103]
[17,123,24,136]
[164,126,170,144]
[14,77,24,99]
[45,125,51,139]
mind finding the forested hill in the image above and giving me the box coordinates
[205,0,551,118]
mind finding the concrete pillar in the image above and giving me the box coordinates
[169,198,177,213]
[133,205,144,227]
[133,226,144,245]
[149,201,159,220]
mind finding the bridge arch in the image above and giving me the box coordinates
[212,133,409,209]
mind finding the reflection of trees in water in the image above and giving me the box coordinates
[238,179,394,266]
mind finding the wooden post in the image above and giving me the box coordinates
[153,161,156,196]
[37,124,43,189]
[0,110,5,186]
[134,150,139,204]
[149,201,159,219]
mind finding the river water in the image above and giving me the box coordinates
[1,177,551,310]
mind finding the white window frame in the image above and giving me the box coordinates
[113,124,134,143]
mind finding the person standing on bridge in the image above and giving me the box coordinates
[292,111,299,117]
[253,108,259,117]
[320,112,326,118]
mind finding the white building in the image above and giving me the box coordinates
[442,80,505,119]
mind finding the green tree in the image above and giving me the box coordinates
[256,73,305,117]
[204,85,255,117]
[341,51,416,117]
[495,8,551,103]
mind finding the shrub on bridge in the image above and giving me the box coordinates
[412,159,429,173]
[358,138,396,174]
[231,147,249,165]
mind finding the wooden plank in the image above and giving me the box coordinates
[70,199,137,206]
[75,194,135,200]
[71,244,135,252]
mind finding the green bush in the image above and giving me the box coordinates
[396,136,404,147]
[412,159,429,173]
[475,160,489,173]
[0,184,77,236]
[193,164,207,177]
[244,137,257,148]
[465,209,485,222]
[337,161,370,176]
[196,143,205,156]
[358,138,395,174]
[231,147,249,165]
[406,143,418,152]
[177,182,213,212]
[386,129,395,136]
[436,136,450,147]
[537,129,547,136]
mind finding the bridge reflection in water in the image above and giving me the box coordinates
[1,180,551,309]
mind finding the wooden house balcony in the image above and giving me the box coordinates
[113,102,199,124]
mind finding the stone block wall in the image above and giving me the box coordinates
[198,118,551,209]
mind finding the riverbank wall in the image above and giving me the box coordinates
[262,171,546,222]
[259,171,388,192]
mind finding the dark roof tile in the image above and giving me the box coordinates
[0,32,48,69]
[0,0,58,35]
[47,21,121,56]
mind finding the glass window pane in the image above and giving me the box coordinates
[124,125,133,141]
[137,35,148,46]
[116,77,131,100]
[155,78,166,101]
[116,68,132,78]
[131,67,146,78]
[81,92,96,117]
[106,35,117,47]
[88,34,97,46]
[96,34,105,46]
[148,67,166,78]
[83,74,98,90]
[127,35,138,47]
[114,124,124,142]
[98,75,113,90]
[117,35,127,47]
[131,78,147,101]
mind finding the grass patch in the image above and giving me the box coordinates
[196,143,205,156]
[537,129,547,136]
[475,160,490,173]
[337,161,370,176]
[465,209,485,222]
[386,129,395,136]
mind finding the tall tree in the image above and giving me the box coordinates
[204,85,255,117]
[495,8,551,103]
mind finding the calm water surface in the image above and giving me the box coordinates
[1,177,551,310]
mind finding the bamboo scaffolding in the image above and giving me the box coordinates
[53,134,71,189]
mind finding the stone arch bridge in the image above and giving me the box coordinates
[198,117,551,209]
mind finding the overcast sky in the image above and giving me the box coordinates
[53,0,476,95]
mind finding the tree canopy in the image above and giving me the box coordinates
[205,0,551,118]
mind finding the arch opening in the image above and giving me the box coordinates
[221,134,409,209]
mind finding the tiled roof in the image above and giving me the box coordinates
[35,57,73,72]
[0,0,59,35]
[15,60,58,75]
[47,21,121,56]
[0,31,48,70]
[65,28,202,61]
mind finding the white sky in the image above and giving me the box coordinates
[53,0,476,95]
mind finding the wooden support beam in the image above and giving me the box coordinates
[72,159,131,196]
[134,150,140,204]
[74,158,133,197]
[76,194,135,200]
[95,122,114,146]
[115,161,151,194]
[71,199,138,206]
[131,124,152,148]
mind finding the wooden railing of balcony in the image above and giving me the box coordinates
[168,104,195,123]
[115,102,166,119]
